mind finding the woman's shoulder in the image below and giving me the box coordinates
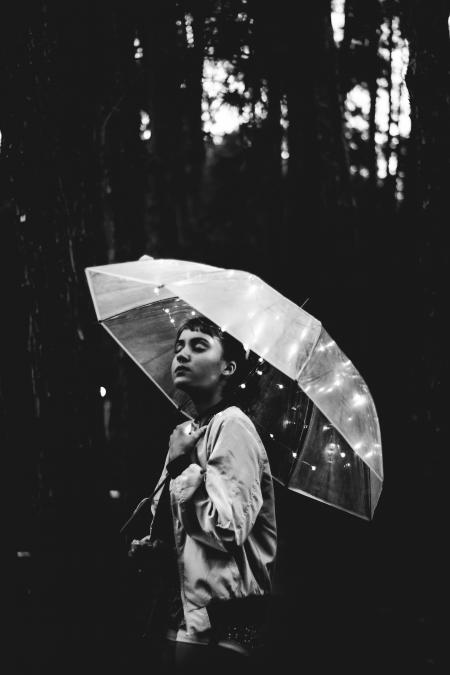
[213,405,250,423]
[206,406,268,464]
[210,405,260,438]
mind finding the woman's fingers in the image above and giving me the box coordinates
[192,426,207,440]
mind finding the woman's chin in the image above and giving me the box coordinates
[173,378,193,394]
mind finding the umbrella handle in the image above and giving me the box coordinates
[119,474,169,534]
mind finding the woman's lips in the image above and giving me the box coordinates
[175,366,190,375]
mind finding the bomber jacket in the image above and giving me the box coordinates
[149,405,277,645]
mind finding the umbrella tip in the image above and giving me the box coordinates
[139,254,154,261]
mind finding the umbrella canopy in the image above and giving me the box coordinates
[85,256,383,520]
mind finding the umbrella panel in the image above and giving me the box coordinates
[103,297,198,418]
[287,406,373,518]
[299,327,382,481]
[246,369,375,519]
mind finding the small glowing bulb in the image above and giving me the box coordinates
[109,490,120,499]
[277,384,284,390]
[239,383,246,389]
[256,370,263,376]
[191,311,196,316]
[292,452,297,458]
[287,342,300,359]
[269,433,274,439]
[100,386,106,398]
[340,452,346,458]
[311,465,317,471]
[170,318,175,324]
[258,357,264,363]
[164,308,170,313]
[352,393,367,408]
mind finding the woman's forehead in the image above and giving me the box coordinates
[176,328,217,343]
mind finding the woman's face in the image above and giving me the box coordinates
[171,329,233,396]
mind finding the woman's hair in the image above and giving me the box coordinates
[175,316,258,409]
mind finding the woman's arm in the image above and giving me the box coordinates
[171,415,264,552]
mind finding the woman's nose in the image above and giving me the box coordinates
[176,349,190,363]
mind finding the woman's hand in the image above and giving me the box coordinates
[168,423,207,464]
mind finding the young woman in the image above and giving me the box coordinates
[130,317,277,674]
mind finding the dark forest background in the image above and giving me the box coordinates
[4,1,448,673]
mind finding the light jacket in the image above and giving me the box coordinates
[149,405,277,642]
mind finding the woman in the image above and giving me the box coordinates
[130,317,277,674]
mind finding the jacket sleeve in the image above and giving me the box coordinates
[171,415,263,552]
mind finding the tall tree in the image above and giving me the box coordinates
[283,0,356,304]
[401,0,449,509]
[141,0,185,253]
[1,4,127,668]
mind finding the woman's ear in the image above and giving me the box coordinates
[222,360,237,378]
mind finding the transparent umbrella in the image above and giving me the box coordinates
[85,256,383,520]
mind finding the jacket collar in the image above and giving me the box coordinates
[194,397,238,427]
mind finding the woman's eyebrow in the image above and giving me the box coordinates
[188,336,210,346]
[174,336,210,348]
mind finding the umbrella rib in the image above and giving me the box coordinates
[99,299,161,322]
[284,397,314,488]
[295,325,323,382]
[271,479,371,521]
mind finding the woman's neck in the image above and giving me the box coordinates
[192,390,226,423]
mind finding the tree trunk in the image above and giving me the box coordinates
[402,0,449,480]
[141,0,185,254]
[284,0,355,301]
